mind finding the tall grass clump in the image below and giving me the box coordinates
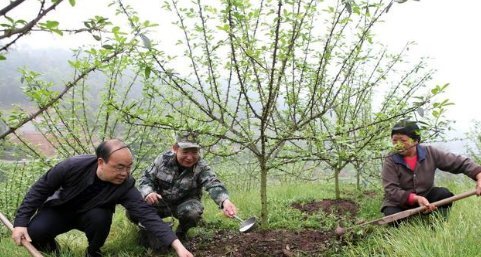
[0,160,51,228]
[343,180,481,257]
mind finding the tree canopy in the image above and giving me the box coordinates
[0,0,453,225]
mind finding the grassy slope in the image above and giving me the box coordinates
[344,180,480,257]
[1,180,479,257]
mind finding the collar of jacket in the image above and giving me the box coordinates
[392,144,427,166]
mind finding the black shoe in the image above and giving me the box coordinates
[33,239,61,256]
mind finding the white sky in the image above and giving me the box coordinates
[6,0,481,136]
[375,0,481,135]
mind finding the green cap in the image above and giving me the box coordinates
[176,131,201,149]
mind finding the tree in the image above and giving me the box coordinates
[112,0,450,225]
[1,0,69,58]
[0,1,170,172]
[0,0,453,227]
[466,121,481,164]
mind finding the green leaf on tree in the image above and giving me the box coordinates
[144,66,151,79]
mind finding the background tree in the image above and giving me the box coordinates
[0,0,452,227]
[1,0,70,58]
[111,0,450,225]
[466,121,481,164]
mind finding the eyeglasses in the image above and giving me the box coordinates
[109,163,132,174]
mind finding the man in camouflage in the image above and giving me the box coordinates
[137,131,237,246]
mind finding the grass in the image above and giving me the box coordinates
[343,180,481,257]
[3,179,479,257]
[1,181,376,256]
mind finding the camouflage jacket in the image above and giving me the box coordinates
[138,151,229,207]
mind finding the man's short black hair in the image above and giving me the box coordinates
[391,120,421,142]
[95,139,129,162]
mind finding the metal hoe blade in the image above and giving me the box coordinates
[234,215,256,233]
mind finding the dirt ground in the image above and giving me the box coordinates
[187,199,359,257]
[291,199,359,218]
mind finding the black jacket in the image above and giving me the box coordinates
[13,155,177,246]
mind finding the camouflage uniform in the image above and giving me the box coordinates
[138,151,229,239]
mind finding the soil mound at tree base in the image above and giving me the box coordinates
[189,229,336,257]
[185,199,360,256]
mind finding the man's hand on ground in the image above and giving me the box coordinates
[171,239,194,257]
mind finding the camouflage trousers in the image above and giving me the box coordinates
[136,199,204,250]
[156,198,204,233]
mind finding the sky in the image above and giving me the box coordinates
[5,0,481,138]
[375,0,481,136]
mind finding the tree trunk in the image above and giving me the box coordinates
[334,169,341,199]
[356,169,361,191]
[260,160,268,227]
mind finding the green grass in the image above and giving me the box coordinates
[6,180,480,257]
[343,181,481,257]
[2,181,376,256]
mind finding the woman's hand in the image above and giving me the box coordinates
[414,195,437,213]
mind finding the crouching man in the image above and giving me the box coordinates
[11,139,193,257]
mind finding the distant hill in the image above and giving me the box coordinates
[0,48,76,108]
[0,47,143,110]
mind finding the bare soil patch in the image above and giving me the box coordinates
[291,199,359,218]
[183,199,359,256]
[189,229,336,257]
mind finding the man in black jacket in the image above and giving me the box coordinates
[11,139,193,257]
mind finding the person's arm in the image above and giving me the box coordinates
[137,159,161,202]
[13,161,68,227]
[123,189,195,256]
[430,146,481,179]
[171,239,194,257]
[381,158,411,207]
[12,160,69,247]
[121,186,177,246]
[197,161,237,217]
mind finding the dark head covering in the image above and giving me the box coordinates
[391,120,421,142]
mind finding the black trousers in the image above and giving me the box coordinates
[27,207,113,257]
[382,187,454,222]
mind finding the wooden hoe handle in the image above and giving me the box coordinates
[379,189,477,225]
[0,212,44,257]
